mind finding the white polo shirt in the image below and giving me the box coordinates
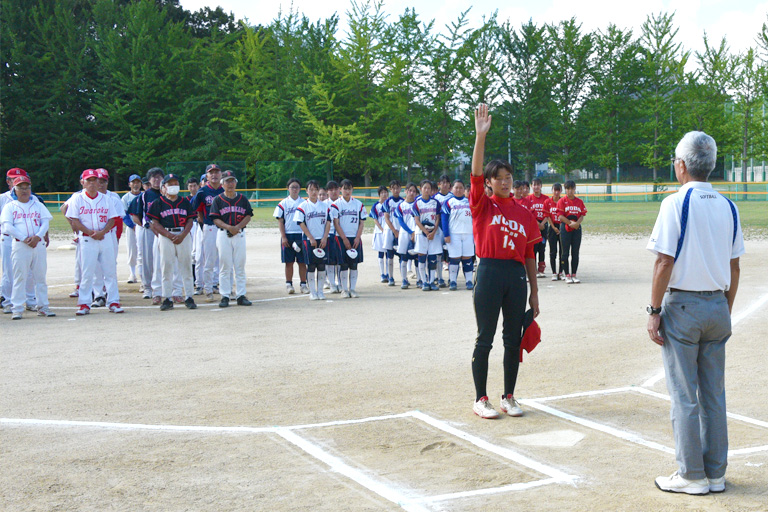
[647,181,744,291]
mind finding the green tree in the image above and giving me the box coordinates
[730,48,764,181]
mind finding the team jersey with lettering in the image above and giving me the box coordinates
[0,191,43,234]
[65,191,118,232]
[556,196,587,232]
[384,195,404,231]
[121,191,140,228]
[324,197,338,235]
[469,175,541,263]
[441,195,472,236]
[147,196,196,229]
[129,188,162,226]
[514,197,528,208]
[274,195,304,234]
[0,198,52,240]
[393,200,416,234]
[435,192,453,206]
[369,202,387,234]
[191,184,224,225]
[525,193,550,222]
[412,196,441,229]
[544,197,560,222]
[294,198,329,239]
[210,193,253,228]
[329,197,366,238]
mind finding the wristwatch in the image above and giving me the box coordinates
[646,305,662,315]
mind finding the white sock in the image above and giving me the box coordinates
[340,270,349,291]
[327,265,336,287]
[449,263,459,283]
[418,260,427,283]
[317,271,326,292]
[350,269,358,291]
[307,271,317,295]
[400,260,408,281]
[387,257,394,279]
[464,265,474,284]
[436,255,443,281]
[378,257,386,277]
[429,268,436,283]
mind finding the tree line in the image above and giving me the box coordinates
[2,0,767,191]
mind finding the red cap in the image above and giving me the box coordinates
[95,168,109,179]
[81,169,99,180]
[13,175,31,186]
[519,319,541,363]
[7,168,28,179]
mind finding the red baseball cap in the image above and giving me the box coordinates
[13,175,31,186]
[95,168,109,179]
[7,168,28,179]
[81,169,99,180]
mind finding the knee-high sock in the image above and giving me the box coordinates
[400,259,408,281]
[350,269,358,291]
[316,270,326,292]
[378,252,386,277]
[462,259,474,284]
[307,270,317,295]
[386,250,395,279]
[436,254,443,281]
[340,269,349,291]
[418,256,427,283]
[449,258,460,283]
[428,255,437,283]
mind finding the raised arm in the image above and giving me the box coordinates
[472,104,492,178]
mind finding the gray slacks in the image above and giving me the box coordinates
[660,289,731,480]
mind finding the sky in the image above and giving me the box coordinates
[180,0,768,57]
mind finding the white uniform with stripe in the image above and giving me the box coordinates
[442,195,475,258]
[412,196,442,255]
[0,197,52,313]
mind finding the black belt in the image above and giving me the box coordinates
[167,227,184,233]
[219,228,245,231]
[669,288,723,295]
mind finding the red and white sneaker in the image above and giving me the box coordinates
[75,305,90,316]
[500,394,524,417]
[571,275,581,283]
[565,275,574,284]
[108,303,124,314]
[473,396,500,419]
[69,287,79,298]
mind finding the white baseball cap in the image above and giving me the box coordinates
[313,248,326,259]
[346,248,358,259]
[292,241,302,253]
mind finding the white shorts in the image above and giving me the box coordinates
[383,230,396,251]
[446,232,475,258]
[372,232,386,253]
[396,231,413,255]
[414,231,442,255]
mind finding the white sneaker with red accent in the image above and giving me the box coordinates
[571,275,581,284]
[69,288,79,298]
[108,303,124,314]
[473,397,500,419]
[75,305,90,316]
[500,394,524,417]
[565,275,574,284]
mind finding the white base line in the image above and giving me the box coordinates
[523,387,768,456]
[406,478,562,504]
[641,290,768,389]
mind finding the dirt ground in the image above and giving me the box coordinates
[1,230,767,511]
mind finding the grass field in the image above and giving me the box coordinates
[48,201,768,238]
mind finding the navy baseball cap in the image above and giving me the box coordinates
[162,173,181,184]
[200,174,207,182]
[141,177,149,184]
[221,170,237,182]
[205,163,221,173]
[128,173,141,182]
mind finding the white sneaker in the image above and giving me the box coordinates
[536,272,546,278]
[317,291,326,300]
[3,304,12,314]
[340,290,351,299]
[472,397,500,419]
[300,283,310,294]
[309,292,319,301]
[565,275,574,284]
[332,285,342,294]
[69,288,80,298]
[286,283,295,294]
[708,476,725,493]
[551,273,560,281]
[12,311,22,320]
[349,290,359,298]
[500,395,524,417]
[108,303,124,314]
[323,282,330,290]
[37,307,56,317]
[655,471,709,495]
[571,275,581,283]
[75,305,90,316]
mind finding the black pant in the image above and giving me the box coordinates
[472,258,528,400]
[560,224,582,275]
[547,225,562,274]
[535,225,547,263]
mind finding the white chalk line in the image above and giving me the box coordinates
[522,387,768,456]
[1,410,574,508]
[641,289,768,389]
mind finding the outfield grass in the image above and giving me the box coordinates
[47,201,767,239]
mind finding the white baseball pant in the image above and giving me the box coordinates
[201,224,219,294]
[78,236,119,306]
[126,225,138,278]
[2,233,36,307]
[158,232,194,299]
[10,240,48,313]
[216,229,246,299]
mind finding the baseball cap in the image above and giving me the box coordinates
[205,163,221,173]
[346,248,358,259]
[13,175,31,186]
[221,170,237,182]
[95,168,109,179]
[81,169,99,180]
[162,173,181,184]
[313,248,326,259]
[128,173,141,182]
[146,167,164,178]
[7,168,28,179]
[199,174,207,182]
[141,177,149,184]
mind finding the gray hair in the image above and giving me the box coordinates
[675,131,717,181]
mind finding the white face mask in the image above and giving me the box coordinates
[165,185,180,196]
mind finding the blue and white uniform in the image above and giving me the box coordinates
[294,198,330,298]
[383,195,404,250]
[393,200,416,256]
[329,196,366,295]
[442,195,474,258]
[412,195,442,255]
[274,195,304,264]
[370,201,387,253]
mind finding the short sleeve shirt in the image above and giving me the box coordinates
[209,193,253,227]
[0,199,52,239]
[147,196,196,229]
[65,191,118,232]
[274,196,303,234]
[294,199,329,239]
[330,197,366,238]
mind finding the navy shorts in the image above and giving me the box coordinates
[327,235,342,265]
[302,238,328,266]
[338,235,364,265]
[281,232,304,263]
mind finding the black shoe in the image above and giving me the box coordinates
[160,298,173,311]
[185,297,197,309]
[236,295,252,306]
[219,296,229,308]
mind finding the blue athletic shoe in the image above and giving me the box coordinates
[381,274,388,283]
[438,279,447,288]
[401,280,410,289]
[388,277,396,286]
[449,281,458,291]
[416,280,423,288]
[430,282,439,291]
[466,281,474,290]
[422,283,431,291]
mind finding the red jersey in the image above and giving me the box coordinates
[526,193,549,222]
[514,197,528,208]
[556,196,587,232]
[544,197,560,222]
[470,175,542,263]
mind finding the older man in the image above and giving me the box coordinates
[647,131,744,495]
